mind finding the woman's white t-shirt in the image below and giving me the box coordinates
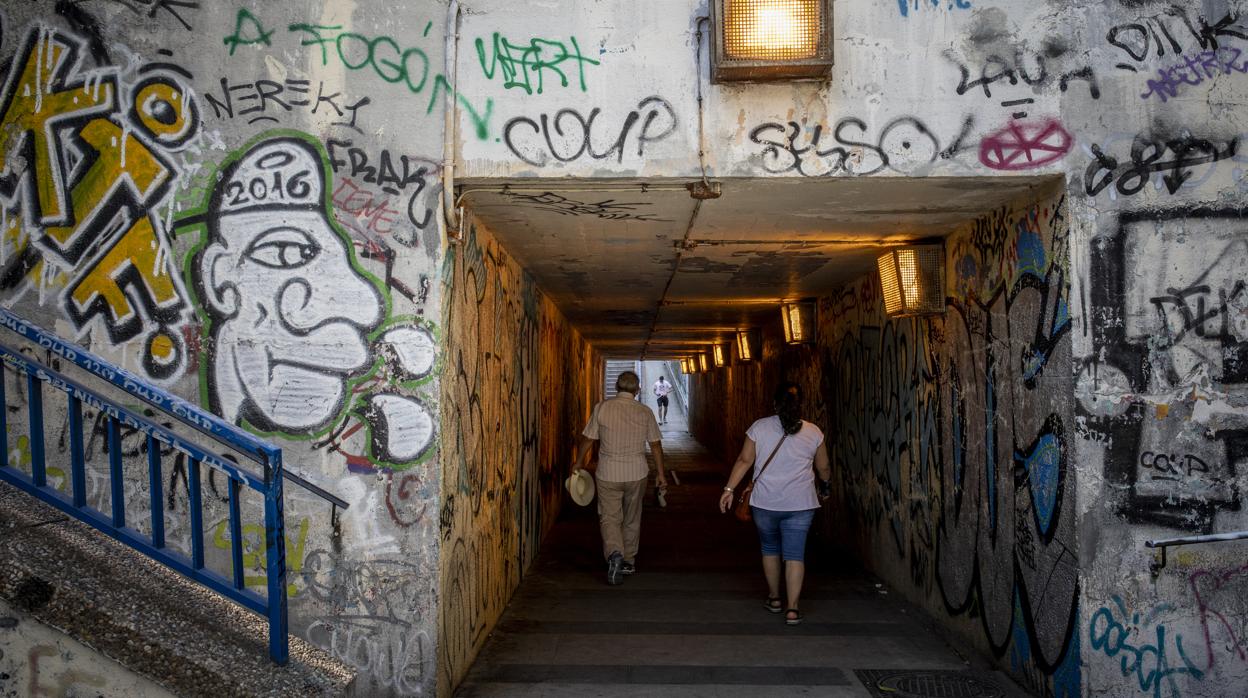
[746,416,823,511]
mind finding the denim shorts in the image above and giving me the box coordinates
[752,507,817,562]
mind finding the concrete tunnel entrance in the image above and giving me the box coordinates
[444,174,1066,695]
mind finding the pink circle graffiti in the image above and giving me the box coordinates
[979,120,1073,171]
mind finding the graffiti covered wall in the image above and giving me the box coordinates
[438,215,599,694]
[0,2,448,695]
[452,0,1244,695]
[0,0,1244,695]
[690,185,1081,696]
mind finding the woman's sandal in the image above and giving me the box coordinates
[764,597,783,613]
[785,609,803,625]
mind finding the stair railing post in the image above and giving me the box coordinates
[263,447,289,665]
[27,371,46,487]
[0,364,8,470]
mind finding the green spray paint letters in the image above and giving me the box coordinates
[475,33,600,94]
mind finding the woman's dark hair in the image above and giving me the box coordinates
[774,382,803,435]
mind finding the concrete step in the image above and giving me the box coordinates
[603,360,637,396]
[457,431,1032,698]
[0,479,354,697]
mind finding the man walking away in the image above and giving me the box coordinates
[653,375,673,424]
[575,371,668,585]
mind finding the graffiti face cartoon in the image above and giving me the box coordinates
[194,137,383,433]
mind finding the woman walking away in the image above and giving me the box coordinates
[719,383,832,625]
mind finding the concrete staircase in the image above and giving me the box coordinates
[603,359,639,397]
[0,479,354,697]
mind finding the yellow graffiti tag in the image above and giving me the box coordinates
[67,214,179,328]
[132,80,192,142]
[1,209,68,290]
[0,31,117,223]
[211,516,310,596]
[0,28,194,380]
[6,434,31,469]
[41,118,171,258]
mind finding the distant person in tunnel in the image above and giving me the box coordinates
[652,375,672,424]
[719,383,832,625]
[575,370,668,585]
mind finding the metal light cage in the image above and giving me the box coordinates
[735,329,755,361]
[781,301,816,344]
[697,353,710,372]
[712,344,727,367]
[877,246,945,317]
[680,358,692,374]
[711,0,834,83]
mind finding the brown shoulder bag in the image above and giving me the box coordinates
[733,435,788,522]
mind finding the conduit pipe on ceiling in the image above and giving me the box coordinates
[443,0,463,244]
[454,185,694,208]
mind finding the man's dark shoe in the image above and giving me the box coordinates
[607,551,624,585]
[621,561,635,575]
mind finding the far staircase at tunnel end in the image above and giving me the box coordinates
[604,359,641,396]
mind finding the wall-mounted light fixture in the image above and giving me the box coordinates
[877,245,944,317]
[712,344,727,368]
[781,301,816,345]
[711,0,834,83]
[735,329,756,361]
[697,353,710,372]
[680,358,692,374]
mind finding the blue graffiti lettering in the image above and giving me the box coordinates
[1089,597,1203,698]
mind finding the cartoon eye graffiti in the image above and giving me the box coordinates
[243,227,319,269]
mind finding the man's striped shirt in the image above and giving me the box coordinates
[582,391,661,482]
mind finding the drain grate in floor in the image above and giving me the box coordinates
[855,669,1007,698]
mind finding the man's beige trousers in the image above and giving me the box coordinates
[596,477,647,562]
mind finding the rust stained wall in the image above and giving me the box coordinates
[689,184,1080,696]
[438,215,599,694]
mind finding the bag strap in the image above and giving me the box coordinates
[751,434,788,485]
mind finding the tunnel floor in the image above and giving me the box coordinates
[456,391,1022,696]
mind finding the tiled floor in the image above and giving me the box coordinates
[457,393,1024,696]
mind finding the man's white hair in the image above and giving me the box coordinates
[616,371,640,393]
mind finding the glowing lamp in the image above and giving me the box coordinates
[877,246,944,317]
[713,344,727,367]
[735,329,755,361]
[697,353,709,372]
[711,0,833,82]
[781,301,815,345]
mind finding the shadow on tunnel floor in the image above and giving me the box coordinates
[548,430,867,580]
[451,433,1036,697]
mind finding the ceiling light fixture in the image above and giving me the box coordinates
[877,245,944,317]
[711,0,834,82]
[736,329,755,361]
[781,301,816,345]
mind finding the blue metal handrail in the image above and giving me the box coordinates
[0,309,288,665]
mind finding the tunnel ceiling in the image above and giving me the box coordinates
[461,176,1052,358]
